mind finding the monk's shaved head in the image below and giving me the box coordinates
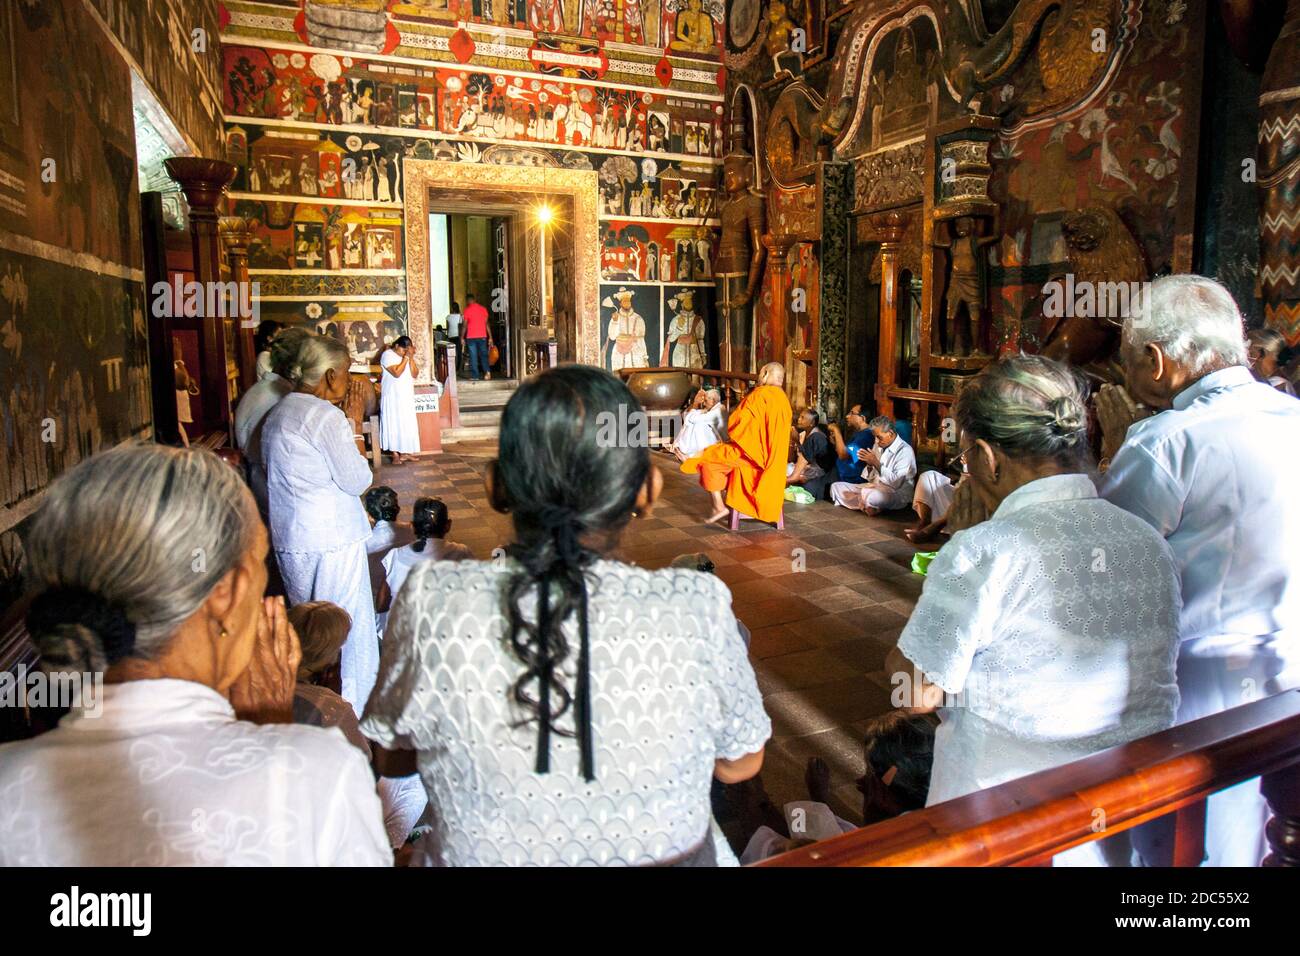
[758,362,786,386]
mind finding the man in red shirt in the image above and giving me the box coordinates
[462,293,493,380]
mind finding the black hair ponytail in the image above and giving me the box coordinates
[495,366,649,782]
[410,496,449,553]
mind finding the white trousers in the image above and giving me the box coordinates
[830,480,912,512]
[913,471,955,519]
[276,542,379,716]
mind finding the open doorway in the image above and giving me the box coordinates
[428,211,520,380]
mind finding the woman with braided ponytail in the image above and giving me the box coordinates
[361,365,770,866]
[884,354,1182,866]
[0,443,390,866]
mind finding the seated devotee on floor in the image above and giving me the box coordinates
[886,354,1181,867]
[672,387,728,459]
[235,327,310,516]
[829,416,917,515]
[365,485,411,556]
[0,443,390,866]
[262,332,379,716]
[1098,274,1300,867]
[1247,327,1296,396]
[680,362,793,526]
[359,365,770,866]
[736,710,937,864]
[785,409,838,499]
[378,496,471,631]
[824,403,875,491]
[905,467,964,543]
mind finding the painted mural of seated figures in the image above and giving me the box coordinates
[671,0,716,53]
[934,216,998,356]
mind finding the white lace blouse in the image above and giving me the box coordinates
[896,474,1182,805]
[0,679,391,866]
[360,558,771,866]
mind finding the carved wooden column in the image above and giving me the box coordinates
[1259,0,1300,343]
[873,211,908,419]
[220,216,256,392]
[815,161,851,424]
[166,157,237,434]
[764,233,794,375]
[1263,760,1300,866]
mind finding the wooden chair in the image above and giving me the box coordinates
[359,414,380,465]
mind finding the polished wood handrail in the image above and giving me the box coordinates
[759,690,1300,866]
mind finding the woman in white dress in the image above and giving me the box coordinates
[262,333,380,715]
[379,334,422,465]
[361,365,771,866]
[0,443,390,866]
[886,354,1181,866]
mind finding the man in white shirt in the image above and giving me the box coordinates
[830,416,917,514]
[1100,274,1300,867]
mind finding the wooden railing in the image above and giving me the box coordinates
[759,690,1300,867]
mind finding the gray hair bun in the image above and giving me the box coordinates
[954,354,1092,465]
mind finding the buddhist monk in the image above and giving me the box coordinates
[681,363,792,525]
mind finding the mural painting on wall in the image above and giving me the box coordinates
[601,284,660,371]
[224,46,724,158]
[601,221,714,282]
[662,285,712,368]
[862,20,944,152]
[257,300,409,368]
[1,0,154,607]
[234,200,408,272]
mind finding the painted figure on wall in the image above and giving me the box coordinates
[665,289,706,368]
[530,0,565,32]
[670,0,717,53]
[604,288,650,370]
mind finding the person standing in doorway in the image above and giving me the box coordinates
[463,293,493,381]
[445,301,464,375]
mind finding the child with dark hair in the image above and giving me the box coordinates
[289,601,371,758]
[364,485,403,552]
[361,365,770,866]
[378,497,471,630]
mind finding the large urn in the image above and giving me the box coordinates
[623,369,693,410]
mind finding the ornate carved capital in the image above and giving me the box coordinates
[164,158,236,217]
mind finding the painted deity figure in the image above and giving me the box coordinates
[605,289,649,370]
[665,291,706,368]
[670,0,715,53]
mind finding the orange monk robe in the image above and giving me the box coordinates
[681,384,792,523]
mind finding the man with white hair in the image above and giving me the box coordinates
[672,387,727,458]
[1099,274,1300,867]
[830,416,917,515]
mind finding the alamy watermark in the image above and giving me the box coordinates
[1041,274,1152,324]
[151,277,261,327]
[0,664,103,717]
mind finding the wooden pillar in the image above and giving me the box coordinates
[1259,0,1300,343]
[1263,760,1300,866]
[873,211,907,419]
[165,157,237,435]
[764,233,794,374]
[220,216,256,393]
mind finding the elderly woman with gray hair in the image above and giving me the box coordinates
[262,332,378,715]
[886,354,1182,866]
[0,443,390,865]
[672,386,727,459]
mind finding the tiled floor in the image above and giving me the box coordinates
[374,440,925,829]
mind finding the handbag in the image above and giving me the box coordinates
[488,343,500,366]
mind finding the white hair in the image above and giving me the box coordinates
[1124,275,1248,375]
[288,333,350,387]
[704,388,721,402]
[24,443,258,674]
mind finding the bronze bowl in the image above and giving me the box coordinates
[624,369,692,411]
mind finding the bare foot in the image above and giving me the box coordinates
[905,525,940,544]
[805,756,833,805]
[864,506,881,517]
[705,509,730,525]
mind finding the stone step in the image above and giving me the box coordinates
[441,424,501,444]
[457,408,504,427]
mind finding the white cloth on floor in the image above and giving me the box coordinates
[913,470,956,519]
[379,348,421,454]
[1100,365,1300,866]
[0,679,391,866]
[360,558,771,866]
[676,403,726,458]
[897,474,1181,831]
[277,543,379,716]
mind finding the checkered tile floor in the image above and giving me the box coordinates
[375,442,925,826]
